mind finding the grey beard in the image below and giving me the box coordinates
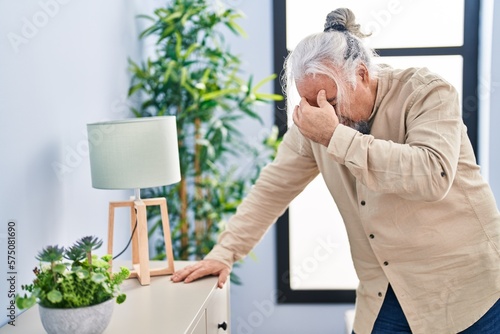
[353,121,371,134]
[337,114,371,134]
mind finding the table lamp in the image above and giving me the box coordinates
[87,116,181,285]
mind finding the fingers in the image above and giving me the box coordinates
[291,91,339,147]
[292,104,300,124]
[316,90,330,109]
[170,265,195,283]
[298,97,310,113]
[217,267,230,288]
[170,260,230,287]
[171,263,205,283]
[183,264,211,283]
[293,97,309,125]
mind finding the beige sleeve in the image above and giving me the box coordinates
[327,79,462,202]
[204,125,319,268]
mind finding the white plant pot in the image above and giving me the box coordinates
[38,299,114,334]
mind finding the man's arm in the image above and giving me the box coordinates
[295,80,462,202]
[172,125,320,286]
[329,80,462,201]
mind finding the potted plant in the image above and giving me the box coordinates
[16,236,130,334]
[128,0,282,270]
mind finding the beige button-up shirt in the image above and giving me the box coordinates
[205,66,500,333]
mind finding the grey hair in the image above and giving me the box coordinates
[282,8,378,114]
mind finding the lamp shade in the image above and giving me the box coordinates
[87,116,181,190]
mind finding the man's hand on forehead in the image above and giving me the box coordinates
[293,90,339,147]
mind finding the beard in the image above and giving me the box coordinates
[337,114,371,134]
[353,121,371,134]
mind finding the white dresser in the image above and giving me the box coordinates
[0,261,230,334]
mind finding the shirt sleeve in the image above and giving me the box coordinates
[327,78,462,202]
[204,125,319,268]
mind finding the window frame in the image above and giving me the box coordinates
[273,0,480,304]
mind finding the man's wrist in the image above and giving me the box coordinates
[204,244,235,269]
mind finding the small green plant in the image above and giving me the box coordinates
[16,236,130,309]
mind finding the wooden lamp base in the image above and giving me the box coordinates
[107,197,175,286]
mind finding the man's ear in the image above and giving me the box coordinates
[357,63,369,83]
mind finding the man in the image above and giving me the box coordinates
[172,8,500,333]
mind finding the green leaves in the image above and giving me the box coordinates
[53,264,67,275]
[64,245,86,262]
[91,273,106,284]
[47,290,63,304]
[16,236,128,309]
[74,236,103,253]
[36,245,65,263]
[252,74,284,102]
[116,294,126,304]
[74,268,89,279]
[16,294,36,310]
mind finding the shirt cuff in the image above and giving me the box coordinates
[326,124,358,164]
[203,244,235,269]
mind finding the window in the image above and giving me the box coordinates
[273,0,480,303]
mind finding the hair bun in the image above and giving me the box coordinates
[324,8,370,39]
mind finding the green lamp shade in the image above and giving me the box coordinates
[87,116,181,190]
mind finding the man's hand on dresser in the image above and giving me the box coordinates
[171,259,231,288]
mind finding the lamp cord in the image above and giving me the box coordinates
[112,218,138,260]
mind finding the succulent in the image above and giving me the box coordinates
[35,245,65,263]
[16,236,129,310]
[64,245,86,263]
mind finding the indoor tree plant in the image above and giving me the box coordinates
[128,0,282,267]
[16,236,130,334]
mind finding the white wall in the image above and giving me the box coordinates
[0,0,154,326]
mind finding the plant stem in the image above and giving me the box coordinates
[177,111,189,260]
[87,251,92,270]
[179,170,188,260]
[206,189,212,233]
[194,117,203,255]
[51,261,57,283]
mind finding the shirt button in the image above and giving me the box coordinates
[369,234,375,239]
[378,292,383,297]
[441,171,446,177]
[360,200,366,206]
[383,261,389,266]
